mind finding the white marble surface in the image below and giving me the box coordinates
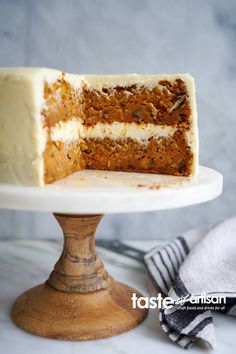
[0,167,223,213]
[0,238,235,354]
[0,0,235,239]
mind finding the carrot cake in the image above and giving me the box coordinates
[0,68,198,186]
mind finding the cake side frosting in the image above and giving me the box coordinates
[0,68,46,185]
[184,74,198,176]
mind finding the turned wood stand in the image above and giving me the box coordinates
[0,167,223,340]
[11,214,147,339]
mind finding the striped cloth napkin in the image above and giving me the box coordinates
[144,216,236,349]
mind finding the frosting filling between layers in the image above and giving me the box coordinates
[48,119,195,155]
[50,119,83,143]
[49,119,188,143]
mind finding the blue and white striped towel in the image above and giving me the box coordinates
[144,216,236,349]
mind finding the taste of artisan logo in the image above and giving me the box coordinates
[131,292,226,310]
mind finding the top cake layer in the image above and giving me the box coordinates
[0,68,198,185]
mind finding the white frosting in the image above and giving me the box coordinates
[50,118,179,143]
[0,68,46,185]
[183,75,198,175]
[50,120,179,143]
[50,119,83,143]
[85,122,176,141]
[84,73,191,90]
[0,68,198,185]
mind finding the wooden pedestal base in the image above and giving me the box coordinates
[11,214,148,340]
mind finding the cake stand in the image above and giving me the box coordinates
[0,166,223,340]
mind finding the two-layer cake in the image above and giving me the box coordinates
[0,68,198,185]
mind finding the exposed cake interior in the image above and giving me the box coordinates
[42,73,197,184]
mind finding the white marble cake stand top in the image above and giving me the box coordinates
[0,166,223,214]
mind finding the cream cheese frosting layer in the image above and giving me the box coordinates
[84,73,192,90]
[49,120,180,143]
[84,122,177,141]
[50,119,83,143]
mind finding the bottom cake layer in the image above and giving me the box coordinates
[44,130,193,183]
[82,131,192,176]
[43,130,193,183]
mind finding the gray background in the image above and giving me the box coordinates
[0,0,235,240]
